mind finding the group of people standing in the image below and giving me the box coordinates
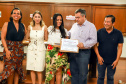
[0,7,123,84]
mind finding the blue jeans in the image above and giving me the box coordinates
[69,49,91,84]
[97,63,116,84]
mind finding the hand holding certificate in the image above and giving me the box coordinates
[60,39,79,53]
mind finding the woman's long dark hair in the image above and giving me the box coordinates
[10,8,22,23]
[52,13,66,38]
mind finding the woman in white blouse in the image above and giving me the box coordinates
[45,13,70,84]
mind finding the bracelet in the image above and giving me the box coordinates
[4,47,8,49]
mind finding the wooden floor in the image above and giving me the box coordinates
[0,58,126,84]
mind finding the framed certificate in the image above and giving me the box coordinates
[60,38,79,53]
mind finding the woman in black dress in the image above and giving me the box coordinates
[0,8,27,84]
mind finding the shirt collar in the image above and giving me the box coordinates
[83,19,87,26]
[103,27,115,34]
[77,19,87,26]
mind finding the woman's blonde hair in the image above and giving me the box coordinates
[30,10,45,27]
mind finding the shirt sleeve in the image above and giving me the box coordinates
[118,31,124,43]
[64,28,69,36]
[47,26,53,32]
[68,25,74,38]
[83,25,97,49]
[97,30,100,43]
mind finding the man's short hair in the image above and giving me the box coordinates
[75,8,86,18]
[105,15,115,23]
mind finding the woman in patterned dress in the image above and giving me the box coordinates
[25,11,48,84]
[46,13,70,84]
[0,8,27,84]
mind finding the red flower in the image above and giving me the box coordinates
[67,69,71,77]
[47,44,54,51]
[58,52,64,57]
[50,71,52,74]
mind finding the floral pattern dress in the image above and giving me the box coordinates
[45,44,71,84]
[0,40,25,82]
[45,26,71,84]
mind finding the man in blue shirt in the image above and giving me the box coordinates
[69,8,97,84]
[94,15,123,84]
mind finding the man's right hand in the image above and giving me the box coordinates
[98,56,104,65]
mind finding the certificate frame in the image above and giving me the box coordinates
[60,39,79,53]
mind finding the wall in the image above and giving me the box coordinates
[1,0,126,4]
[121,37,126,58]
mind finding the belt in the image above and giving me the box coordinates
[79,49,90,51]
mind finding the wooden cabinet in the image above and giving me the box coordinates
[54,4,92,30]
[0,2,126,33]
[93,6,126,32]
[0,3,14,30]
[15,3,52,28]
[15,3,92,31]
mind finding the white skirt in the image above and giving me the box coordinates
[26,47,45,72]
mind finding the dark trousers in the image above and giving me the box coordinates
[69,49,91,84]
[97,63,116,84]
